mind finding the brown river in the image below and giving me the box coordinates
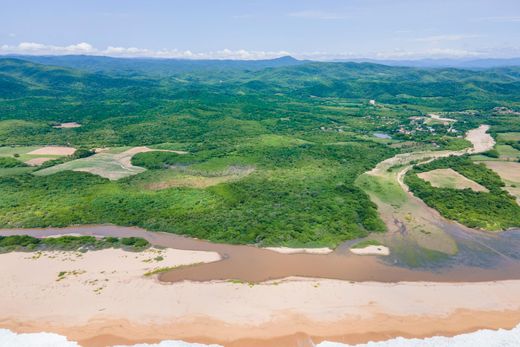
[1,224,520,283]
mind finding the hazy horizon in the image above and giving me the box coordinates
[1,0,519,60]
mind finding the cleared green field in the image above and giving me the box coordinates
[0,146,68,163]
[356,173,407,207]
[497,145,520,159]
[0,146,40,156]
[35,146,187,180]
[480,161,520,205]
[35,149,145,180]
[497,132,520,142]
[417,168,488,192]
[0,167,35,177]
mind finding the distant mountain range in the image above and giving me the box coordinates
[3,55,305,75]
[335,57,520,69]
[3,54,520,74]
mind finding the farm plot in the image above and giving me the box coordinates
[417,168,489,192]
[480,161,520,204]
[35,146,186,180]
[0,146,74,166]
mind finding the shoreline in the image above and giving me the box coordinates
[1,247,520,346]
[2,306,520,347]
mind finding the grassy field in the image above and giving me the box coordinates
[496,145,520,160]
[35,150,145,180]
[480,161,520,204]
[0,167,35,177]
[497,132,520,142]
[417,168,488,192]
[0,146,70,165]
[127,165,255,190]
[34,147,185,180]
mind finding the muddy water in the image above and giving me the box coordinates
[2,224,520,283]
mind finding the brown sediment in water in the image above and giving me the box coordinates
[2,224,520,284]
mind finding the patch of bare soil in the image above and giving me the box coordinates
[53,122,82,129]
[28,146,76,156]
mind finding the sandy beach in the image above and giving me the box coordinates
[1,248,520,346]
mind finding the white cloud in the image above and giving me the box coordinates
[288,10,348,20]
[4,42,95,54]
[1,41,517,61]
[0,42,290,60]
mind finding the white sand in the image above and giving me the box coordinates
[28,146,76,156]
[466,125,495,154]
[264,247,333,254]
[1,249,520,326]
[0,248,220,324]
[350,245,390,256]
[2,249,520,345]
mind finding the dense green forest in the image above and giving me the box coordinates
[405,156,520,230]
[0,56,519,246]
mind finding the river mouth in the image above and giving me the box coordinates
[2,126,519,284]
[2,224,520,284]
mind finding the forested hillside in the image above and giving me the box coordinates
[0,57,519,246]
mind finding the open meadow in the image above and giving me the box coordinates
[417,168,488,192]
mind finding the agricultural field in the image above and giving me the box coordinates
[480,161,520,205]
[0,145,75,172]
[417,168,488,192]
[35,147,186,180]
[497,132,520,142]
[406,156,520,231]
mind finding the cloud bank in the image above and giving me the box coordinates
[0,42,290,60]
[0,42,517,61]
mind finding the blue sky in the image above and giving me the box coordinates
[1,0,520,60]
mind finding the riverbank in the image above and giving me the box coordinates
[1,249,520,346]
[3,225,520,283]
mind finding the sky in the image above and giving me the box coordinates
[1,0,520,60]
